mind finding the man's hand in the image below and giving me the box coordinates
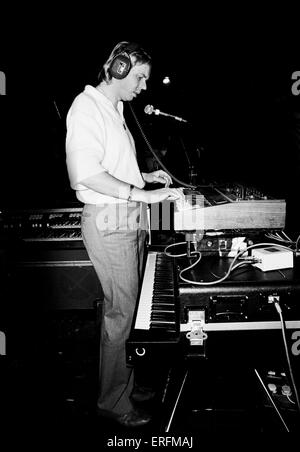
[142,187,185,204]
[142,170,172,187]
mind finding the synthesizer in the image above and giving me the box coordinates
[170,183,286,232]
[0,206,83,243]
[1,181,285,244]
[0,205,91,265]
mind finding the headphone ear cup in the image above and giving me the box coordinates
[109,53,132,79]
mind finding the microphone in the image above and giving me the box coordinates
[144,105,188,123]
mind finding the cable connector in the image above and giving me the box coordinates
[238,256,261,263]
[267,295,282,314]
[274,301,282,315]
[268,295,280,303]
[281,385,292,396]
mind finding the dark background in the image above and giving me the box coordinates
[1,9,300,226]
[1,10,300,434]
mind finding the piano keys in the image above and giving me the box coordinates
[134,251,178,332]
[126,250,181,364]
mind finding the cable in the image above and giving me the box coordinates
[231,260,257,272]
[273,300,300,414]
[180,257,254,285]
[164,242,255,282]
[128,103,197,189]
[282,231,293,242]
[166,241,294,286]
[265,231,295,245]
[164,241,194,258]
[286,395,295,404]
[179,251,203,282]
[296,234,300,252]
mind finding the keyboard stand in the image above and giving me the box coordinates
[164,367,189,432]
[160,358,300,433]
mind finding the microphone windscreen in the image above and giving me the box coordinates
[144,105,153,115]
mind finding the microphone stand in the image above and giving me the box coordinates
[129,103,197,189]
[178,136,198,185]
[144,104,203,185]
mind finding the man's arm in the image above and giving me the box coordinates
[79,171,183,204]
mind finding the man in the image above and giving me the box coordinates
[66,41,183,427]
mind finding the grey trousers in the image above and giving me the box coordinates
[81,202,148,415]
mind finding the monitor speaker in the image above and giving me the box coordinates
[7,261,103,311]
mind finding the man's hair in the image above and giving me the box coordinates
[98,41,152,82]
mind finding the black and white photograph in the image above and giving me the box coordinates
[1,7,300,446]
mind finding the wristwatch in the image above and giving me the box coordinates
[128,184,135,202]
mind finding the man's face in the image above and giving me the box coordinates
[119,61,151,101]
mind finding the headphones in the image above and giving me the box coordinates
[108,42,140,80]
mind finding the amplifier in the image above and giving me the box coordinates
[5,258,103,311]
[0,205,103,311]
